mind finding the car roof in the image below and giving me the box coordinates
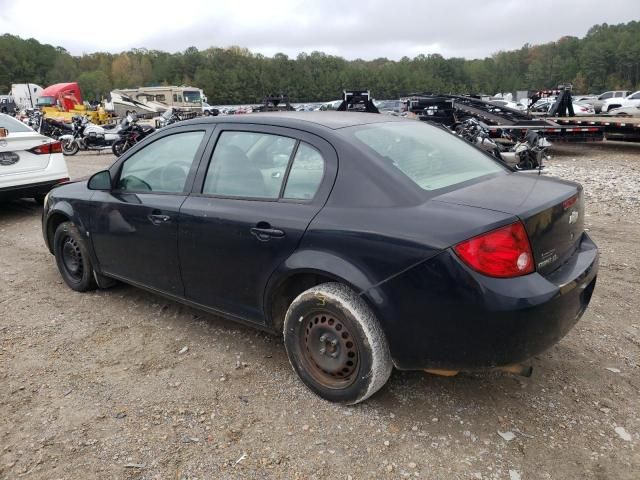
[179,111,406,130]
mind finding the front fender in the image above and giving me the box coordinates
[42,200,89,253]
[59,134,74,142]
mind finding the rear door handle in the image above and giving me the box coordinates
[250,226,285,241]
[148,213,171,225]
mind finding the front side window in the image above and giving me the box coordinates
[347,122,506,192]
[203,131,296,198]
[629,92,640,100]
[118,131,204,193]
[599,92,613,99]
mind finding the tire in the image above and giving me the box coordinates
[203,110,211,116]
[62,139,79,156]
[283,282,392,404]
[53,221,97,292]
[112,139,127,157]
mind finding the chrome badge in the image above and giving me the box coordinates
[0,152,19,166]
[568,211,579,224]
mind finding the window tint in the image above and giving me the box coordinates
[203,131,296,198]
[599,92,613,99]
[629,92,640,99]
[348,122,506,192]
[283,143,325,200]
[118,131,204,193]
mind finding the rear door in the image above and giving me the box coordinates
[178,124,337,324]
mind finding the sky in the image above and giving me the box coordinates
[0,0,638,60]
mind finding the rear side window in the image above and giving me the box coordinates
[348,122,506,191]
[283,143,325,200]
[118,131,204,193]
[0,114,32,133]
[204,131,296,198]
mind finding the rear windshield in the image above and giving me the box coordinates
[0,114,33,133]
[347,121,506,191]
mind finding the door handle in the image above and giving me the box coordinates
[148,213,171,225]
[250,225,285,241]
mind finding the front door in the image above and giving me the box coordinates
[90,128,209,295]
[179,125,337,323]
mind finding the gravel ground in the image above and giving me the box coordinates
[1,141,639,479]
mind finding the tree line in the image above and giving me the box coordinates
[1,21,638,105]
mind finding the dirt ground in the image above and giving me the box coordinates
[1,141,638,480]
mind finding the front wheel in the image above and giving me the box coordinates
[62,139,79,156]
[53,221,97,292]
[283,283,393,404]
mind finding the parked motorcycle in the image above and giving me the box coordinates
[60,115,123,156]
[455,118,550,170]
[111,114,156,157]
[157,107,183,128]
[454,118,503,159]
[502,130,551,170]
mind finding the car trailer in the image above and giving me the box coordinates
[336,90,380,113]
[548,116,640,142]
[406,94,605,143]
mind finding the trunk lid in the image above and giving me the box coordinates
[434,172,583,276]
[0,132,52,175]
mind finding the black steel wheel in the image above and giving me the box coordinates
[300,309,360,389]
[283,283,392,404]
[53,221,97,292]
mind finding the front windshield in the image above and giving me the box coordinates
[183,91,201,104]
[346,121,507,191]
[36,96,55,107]
[0,114,33,133]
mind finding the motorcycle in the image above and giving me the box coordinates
[111,113,156,157]
[157,107,183,128]
[60,115,124,156]
[455,118,551,170]
[502,130,552,170]
[454,118,503,159]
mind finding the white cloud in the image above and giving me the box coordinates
[0,0,638,59]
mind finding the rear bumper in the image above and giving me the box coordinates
[0,178,69,200]
[368,232,598,370]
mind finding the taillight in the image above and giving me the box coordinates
[29,141,62,155]
[453,221,534,278]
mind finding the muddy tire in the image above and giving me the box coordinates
[53,222,97,292]
[283,282,392,404]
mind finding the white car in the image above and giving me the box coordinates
[0,113,69,203]
[201,102,219,116]
[602,91,640,113]
[531,98,595,116]
[489,99,527,111]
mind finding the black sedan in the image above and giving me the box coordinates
[42,112,598,404]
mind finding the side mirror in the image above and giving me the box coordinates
[88,170,112,190]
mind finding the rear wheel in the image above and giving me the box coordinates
[112,139,127,157]
[283,283,392,404]
[53,222,97,292]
